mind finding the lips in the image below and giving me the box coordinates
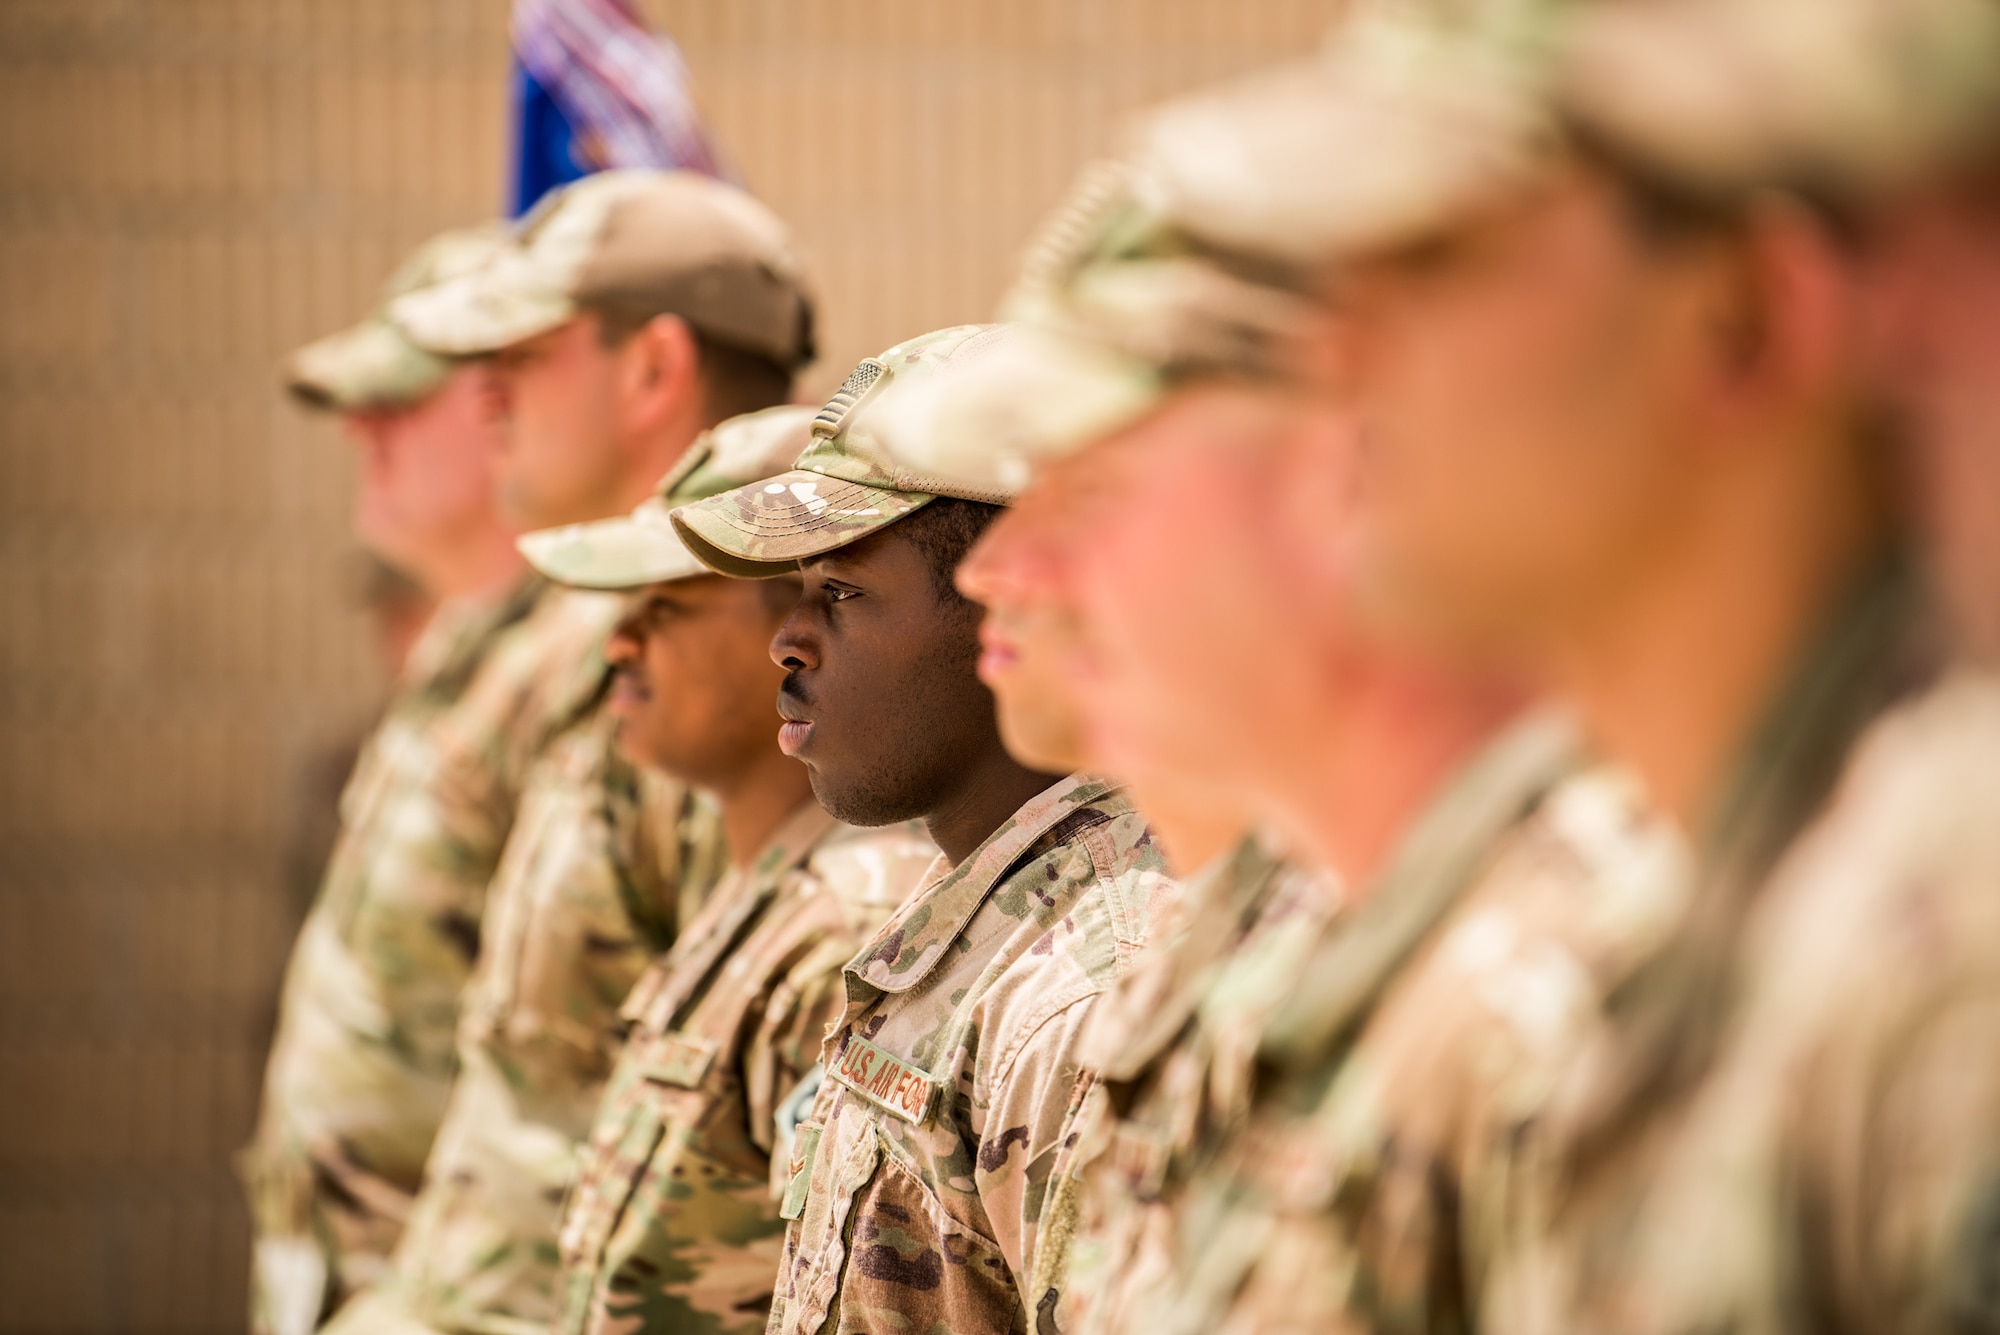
[776,682,814,757]
[976,621,1020,684]
[608,666,651,712]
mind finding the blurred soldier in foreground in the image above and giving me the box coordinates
[914,2,2000,1331]
[318,170,813,1335]
[244,227,621,1335]
[869,16,1689,1329]
[1463,3,2000,1330]
[277,558,435,925]
[667,326,1178,1335]
[516,406,936,1335]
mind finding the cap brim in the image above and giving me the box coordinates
[670,471,935,579]
[1135,20,1553,266]
[518,505,713,590]
[388,251,577,357]
[868,326,1163,491]
[285,318,448,412]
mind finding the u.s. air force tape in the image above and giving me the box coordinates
[828,1033,940,1125]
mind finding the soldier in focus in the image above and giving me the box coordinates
[243,226,622,1335]
[514,405,936,1335]
[667,325,1178,1335]
[319,169,813,1335]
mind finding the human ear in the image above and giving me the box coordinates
[1706,196,1857,425]
[619,314,702,435]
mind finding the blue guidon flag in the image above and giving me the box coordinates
[509,0,732,216]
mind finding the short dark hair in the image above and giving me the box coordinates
[895,498,1002,606]
[587,305,795,423]
[1568,125,1865,250]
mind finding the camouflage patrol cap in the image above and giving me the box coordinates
[1558,0,2000,200]
[883,0,2000,491]
[284,225,509,412]
[670,325,1014,580]
[387,169,815,368]
[517,404,817,590]
[876,7,1567,489]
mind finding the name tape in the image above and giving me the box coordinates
[828,1033,940,1125]
[639,1032,719,1088]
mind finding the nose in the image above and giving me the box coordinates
[769,607,817,673]
[956,501,1059,609]
[605,613,645,669]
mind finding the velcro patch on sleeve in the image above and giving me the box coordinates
[827,1033,940,1125]
[639,1032,720,1088]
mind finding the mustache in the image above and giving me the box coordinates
[777,671,814,713]
[610,661,651,699]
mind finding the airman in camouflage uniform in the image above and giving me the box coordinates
[672,326,1179,1335]
[319,171,815,1335]
[514,405,939,1335]
[243,227,625,1335]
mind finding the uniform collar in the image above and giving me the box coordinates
[848,772,1125,996]
[403,570,548,697]
[624,797,841,1030]
[749,799,843,883]
[1258,707,1583,1064]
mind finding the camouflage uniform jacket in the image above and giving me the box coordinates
[765,775,1176,1335]
[1484,582,2000,1333]
[328,695,730,1335]
[243,578,619,1331]
[1053,713,1692,1335]
[554,805,938,1335]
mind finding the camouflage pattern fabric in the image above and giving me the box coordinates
[241,578,620,1335]
[323,700,729,1335]
[554,805,938,1335]
[669,326,1015,582]
[1045,715,1693,1335]
[765,775,1177,1335]
[1050,836,1343,1335]
[1480,579,2000,1334]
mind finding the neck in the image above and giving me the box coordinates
[1281,659,1526,891]
[1554,427,1884,832]
[422,523,529,602]
[1121,772,1252,877]
[925,749,1066,867]
[611,411,710,519]
[712,744,819,871]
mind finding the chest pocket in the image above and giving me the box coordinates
[777,1110,1023,1335]
[467,727,651,1069]
[834,1144,1023,1335]
[558,1094,670,1326]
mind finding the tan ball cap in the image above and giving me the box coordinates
[881,0,2000,493]
[388,169,816,368]
[670,325,1014,580]
[517,404,818,590]
[284,225,510,412]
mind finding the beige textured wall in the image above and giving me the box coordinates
[0,2,1328,1330]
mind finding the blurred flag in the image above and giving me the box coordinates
[509,0,732,216]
